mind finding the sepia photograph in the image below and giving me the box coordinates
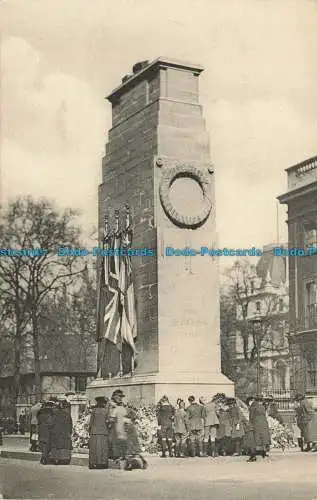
[0,0,317,498]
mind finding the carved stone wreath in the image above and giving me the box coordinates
[159,164,212,228]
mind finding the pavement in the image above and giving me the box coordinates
[1,436,317,499]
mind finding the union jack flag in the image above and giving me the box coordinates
[96,209,137,358]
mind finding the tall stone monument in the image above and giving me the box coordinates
[87,57,234,404]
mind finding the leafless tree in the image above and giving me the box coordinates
[0,196,85,402]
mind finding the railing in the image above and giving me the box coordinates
[305,303,317,330]
[262,389,295,410]
[288,155,317,177]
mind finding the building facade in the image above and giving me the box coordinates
[278,155,317,396]
[235,245,290,395]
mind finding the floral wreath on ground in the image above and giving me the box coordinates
[72,401,294,453]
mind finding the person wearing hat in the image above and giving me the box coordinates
[186,396,204,457]
[156,395,175,458]
[88,396,111,469]
[294,393,317,452]
[246,395,270,462]
[227,398,247,456]
[49,399,73,465]
[173,399,188,458]
[108,390,130,462]
[215,397,232,456]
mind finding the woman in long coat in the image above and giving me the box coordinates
[247,396,270,461]
[49,400,73,465]
[88,396,110,469]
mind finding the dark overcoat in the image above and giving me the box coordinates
[186,403,204,431]
[296,399,317,443]
[216,409,232,439]
[228,405,246,439]
[248,401,271,449]
[50,408,73,450]
[88,405,110,467]
[37,407,53,444]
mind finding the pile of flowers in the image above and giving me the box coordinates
[72,403,159,453]
[133,405,159,453]
[72,406,92,449]
[267,416,295,450]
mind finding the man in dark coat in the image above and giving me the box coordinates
[49,400,73,465]
[294,393,317,451]
[156,395,175,458]
[186,396,204,457]
[37,402,54,465]
[247,396,270,462]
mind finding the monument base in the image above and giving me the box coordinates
[86,372,234,406]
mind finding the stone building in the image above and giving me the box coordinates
[278,155,317,396]
[0,334,96,417]
[221,245,290,398]
[234,244,290,394]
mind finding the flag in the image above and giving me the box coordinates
[119,252,137,353]
[103,232,122,347]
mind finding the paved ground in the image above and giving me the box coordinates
[0,451,317,500]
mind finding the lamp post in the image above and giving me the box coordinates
[249,312,263,396]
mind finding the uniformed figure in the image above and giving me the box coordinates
[156,395,175,458]
[202,398,219,457]
[186,395,204,457]
[173,399,188,458]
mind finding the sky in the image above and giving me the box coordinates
[1,0,317,268]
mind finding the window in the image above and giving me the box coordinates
[304,221,317,248]
[75,376,87,393]
[307,360,317,388]
[250,280,255,294]
[278,298,284,311]
[256,301,261,313]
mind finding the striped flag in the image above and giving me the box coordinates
[103,232,122,347]
[119,252,137,353]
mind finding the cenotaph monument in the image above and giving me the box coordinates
[87,57,234,405]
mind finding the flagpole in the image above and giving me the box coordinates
[125,203,136,376]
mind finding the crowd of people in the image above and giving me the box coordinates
[156,393,273,462]
[26,390,317,470]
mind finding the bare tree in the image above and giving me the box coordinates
[0,196,85,401]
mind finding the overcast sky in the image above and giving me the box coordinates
[1,0,317,265]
